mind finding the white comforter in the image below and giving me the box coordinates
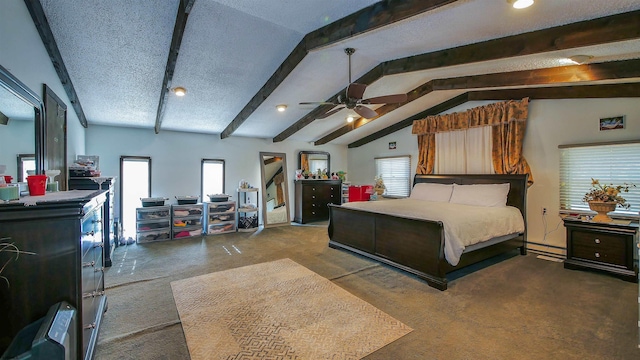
[341,199,525,266]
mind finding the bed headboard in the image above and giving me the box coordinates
[413,174,528,219]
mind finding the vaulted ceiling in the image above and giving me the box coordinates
[24,0,640,147]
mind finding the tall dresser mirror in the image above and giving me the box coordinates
[259,152,291,227]
[0,64,44,176]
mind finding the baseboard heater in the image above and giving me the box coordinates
[1,301,76,360]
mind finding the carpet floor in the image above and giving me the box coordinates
[95,223,640,360]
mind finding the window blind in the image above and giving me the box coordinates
[375,155,411,197]
[559,142,639,217]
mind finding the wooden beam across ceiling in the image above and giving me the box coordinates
[219,0,458,139]
[154,0,196,134]
[317,58,640,145]
[24,0,88,128]
[274,10,640,143]
[347,82,640,148]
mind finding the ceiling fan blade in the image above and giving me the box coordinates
[346,83,367,100]
[353,105,378,119]
[361,93,408,104]
[316,106,345,119]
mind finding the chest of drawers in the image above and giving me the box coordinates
[563,218,638,282]
[294,180,341,224]
[0,190,108,359]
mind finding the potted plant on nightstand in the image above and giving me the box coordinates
[583,178,635,222]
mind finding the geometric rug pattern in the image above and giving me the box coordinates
[170,258,412,359]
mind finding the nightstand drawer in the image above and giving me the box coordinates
[571,230,627,266]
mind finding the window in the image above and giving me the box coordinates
[120,156,151,239]
[202,159,225,200]
[559,141,639,218]
[375,155,411,197]
[17,154,35,182]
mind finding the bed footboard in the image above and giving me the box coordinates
[328,204,450,290]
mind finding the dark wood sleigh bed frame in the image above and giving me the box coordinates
[328,174,528,291]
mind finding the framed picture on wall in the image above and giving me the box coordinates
[599,116,625,131]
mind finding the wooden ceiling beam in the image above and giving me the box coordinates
[279,10,640,143]
[24,0,88,128]
[383,10,640,75]
[154,0,195,134]
[347,82,640,148]
[220,0,458,139]
[316,58,640,145]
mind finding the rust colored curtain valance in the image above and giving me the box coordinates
[411,98,529,135]
[412,98,533,185]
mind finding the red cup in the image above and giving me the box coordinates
[3,175,12,184]
[27,175,47,196]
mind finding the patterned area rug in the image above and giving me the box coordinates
[170,258,412,359]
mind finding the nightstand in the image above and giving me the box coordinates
[563,218,638,282]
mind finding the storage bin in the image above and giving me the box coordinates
[136,206,170,220]
[136,219,171,231]
[348,185,374,202]
[136,228,171,243]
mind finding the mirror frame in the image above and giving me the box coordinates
[298,150,330,175]
[259,152,291,228]
[0,64,44,175]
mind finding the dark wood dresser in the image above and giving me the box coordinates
[563,218,638,282]
[68,177,116,267]
[294,179,341,224]
[0,190,108,359]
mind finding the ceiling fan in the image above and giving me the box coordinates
[299,48,408,119]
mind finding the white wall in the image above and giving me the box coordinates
[0,0,86,175]
[85,125,347,222]
[347,98,640,256]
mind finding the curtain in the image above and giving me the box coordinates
[274,172,284,204]
[435,126,493,174]
[300,154,309,172]
[412,98,533,185]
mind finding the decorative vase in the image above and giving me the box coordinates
[588,201,617,222]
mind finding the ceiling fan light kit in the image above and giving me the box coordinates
[300,48,407,120]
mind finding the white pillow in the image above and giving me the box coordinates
[409,183,454,203]
[449,183,510,207]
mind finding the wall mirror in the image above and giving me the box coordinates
[298,151,330,175]
[259,152,290,227]
[0,65,44,177]
[43,84,67,190]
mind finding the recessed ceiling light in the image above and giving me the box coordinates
[276,104,287,112]
[346,115,354,123]
[507,0,534,9]
[172,86,187,96]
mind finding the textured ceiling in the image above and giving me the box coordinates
[36,0,640,145]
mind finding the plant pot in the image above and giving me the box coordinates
[588,201,617,222]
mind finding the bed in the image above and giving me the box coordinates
[328,174,528,290]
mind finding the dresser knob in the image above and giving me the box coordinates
[312,195,315,199]
[595,252,600,258]
[594,239,600,244]
[312,211,316,215]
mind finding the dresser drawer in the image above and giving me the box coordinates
[571,229,627,266]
